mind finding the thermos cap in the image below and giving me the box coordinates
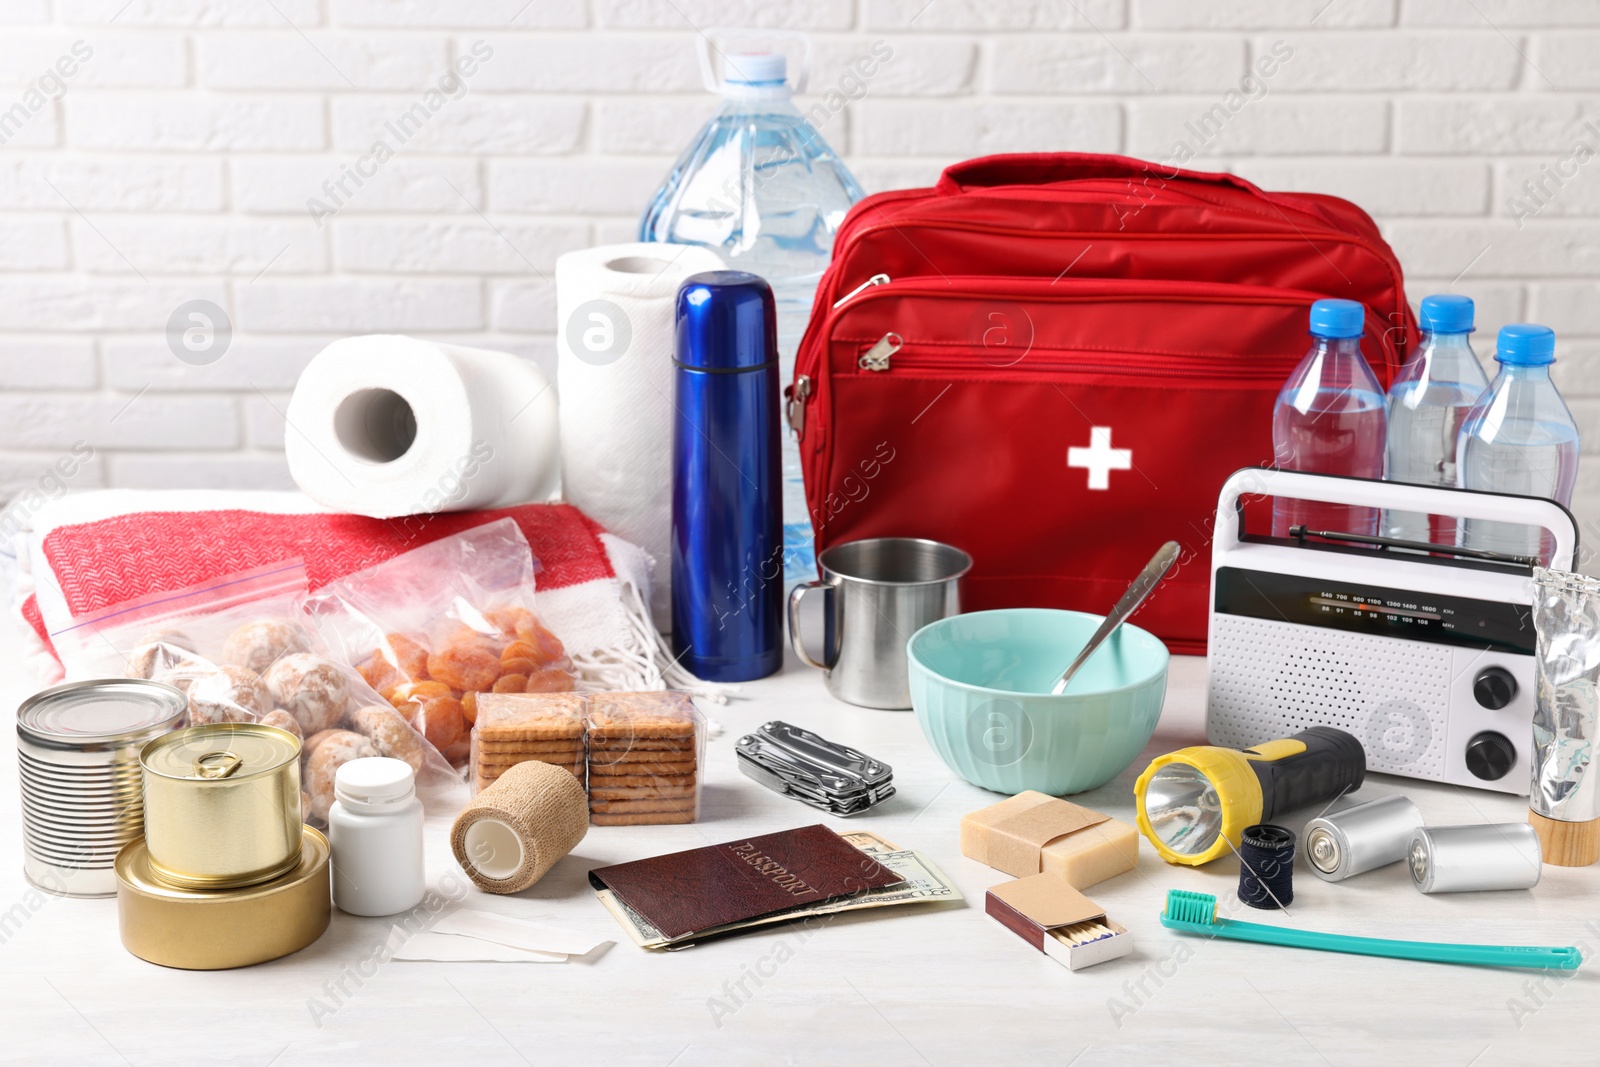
[675,270,777,372]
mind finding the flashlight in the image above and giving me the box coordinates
[1134,726,1366,866]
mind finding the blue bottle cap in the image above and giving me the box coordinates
[1308,299,1365,339]
[1418,294,1474,334]
[675,270,777,372]
[1495,323,1556,366]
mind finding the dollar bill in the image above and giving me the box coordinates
[807,846,961,912]
[593,888,669,949]
[836,829,902,854]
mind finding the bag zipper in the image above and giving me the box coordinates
[833,275,1392,377]
[832,273,891,309]
[785,375,811,436]
[853,334,1293,381]
[857,332,903,371]
[831,218,1408,349]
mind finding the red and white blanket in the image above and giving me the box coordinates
[10,490,715,699]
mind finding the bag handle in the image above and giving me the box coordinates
[934,152,1269,198]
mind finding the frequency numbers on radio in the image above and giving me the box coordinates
[1310,593,1443,624]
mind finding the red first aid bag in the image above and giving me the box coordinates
[790,153,1417,654]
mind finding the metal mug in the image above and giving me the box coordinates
[789,538,971,709]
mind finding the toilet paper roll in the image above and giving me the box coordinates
[557,243,725,631]
[286,335,560,519]
[450,761,588,894]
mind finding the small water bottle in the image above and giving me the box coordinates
[641,44,864,582]
[1458,324,1580,561]
[1382,294,1490,545]
[671,270,784,682]
[329,757,425,917]
[1272,298,1388,538]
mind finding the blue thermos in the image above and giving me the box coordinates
[670,270,784,682]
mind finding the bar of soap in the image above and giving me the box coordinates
[1040,818,1140,890]
[961,790,1138,890]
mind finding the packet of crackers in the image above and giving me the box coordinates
[585,691,704,826]
[472,692,586,793]
[51,560,464,825]
[470,690,704,825]
[305,519,577,768]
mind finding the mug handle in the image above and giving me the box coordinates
[787,581,834,671]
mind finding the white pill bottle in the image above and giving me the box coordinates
[329,757,426,916]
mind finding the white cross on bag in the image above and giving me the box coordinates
[1067,426,1132,490]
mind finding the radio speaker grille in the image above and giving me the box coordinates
[1207,614,1448,778]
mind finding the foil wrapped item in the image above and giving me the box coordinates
[1531,568,1600,823]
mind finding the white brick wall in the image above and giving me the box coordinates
[4,0,1600,545]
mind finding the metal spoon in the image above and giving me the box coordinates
[1050,540,1181,695]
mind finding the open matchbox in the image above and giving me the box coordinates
[985,873,1132,972]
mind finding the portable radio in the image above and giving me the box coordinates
[1205,468,1579,795]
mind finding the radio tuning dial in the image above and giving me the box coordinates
[1472,666,1517,710]
[1465,731,1517,781]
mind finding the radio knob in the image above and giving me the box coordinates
[1473,667,1518,710]
[1466,731,1517,781]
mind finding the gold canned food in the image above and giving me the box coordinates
[140,722,302,890]
[115,827,331,970]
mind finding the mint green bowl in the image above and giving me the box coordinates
[907,609,1169,795]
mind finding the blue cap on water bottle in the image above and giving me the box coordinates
[1308,299,1365,339]
[1419,294,1474,334]
[1495,323,1556,366]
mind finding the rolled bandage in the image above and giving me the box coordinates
[451,760,588,893]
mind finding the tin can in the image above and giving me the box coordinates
[1305,795,1424,882]
[115,826,331,970]
[17,679,187,898]
[140,722,303,890]
[1408,823,1542,894]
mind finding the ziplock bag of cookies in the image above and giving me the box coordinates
[303,518,576,768]
[52,559,462,824]
[585,691,705,825]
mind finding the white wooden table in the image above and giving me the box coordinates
[3,644,1596,1066]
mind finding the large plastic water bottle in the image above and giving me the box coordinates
[640,47,864,581]
[1458,324,1580,561]
[1272,299,1388,538]
[1382,294,1490,544]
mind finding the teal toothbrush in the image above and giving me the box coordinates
[1162,890,1580,972]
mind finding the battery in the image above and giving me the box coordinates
[1304,795,1424,882]
[1408,823,1543,894]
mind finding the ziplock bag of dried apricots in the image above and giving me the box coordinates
[303,518,577,769]
[48,559,464,823]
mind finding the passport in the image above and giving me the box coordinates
[587,824,905,942]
